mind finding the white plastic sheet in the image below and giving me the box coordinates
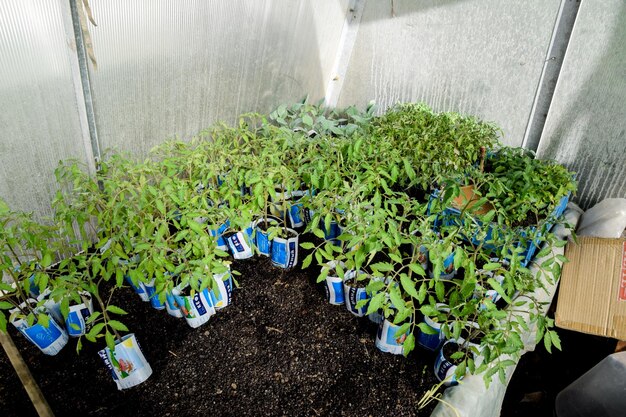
[576,198,626,238]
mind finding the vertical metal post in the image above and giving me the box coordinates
[324,0,366,108]
[522,0,581,152]
[62,0,101,172]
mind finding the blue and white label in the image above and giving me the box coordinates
[375,319,409,355]
[270,230,299,269]
[12,313,68,356]
[209,220,230,251]
[227,231,254,260]
[210,270,233,309]
[434,343,461,386]
[144,280,166,310]
[288,202,305,228]
[324,276,345,305]
[125,275,149,302]
[65,296,94,337]
[343,279,369,317]
[255,227,271,256]
[417,314,444,351]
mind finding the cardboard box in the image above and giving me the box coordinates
[556,237,626,340]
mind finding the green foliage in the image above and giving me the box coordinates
[0,99,576,388]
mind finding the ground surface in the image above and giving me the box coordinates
[1,257,441,417]
[2,255,618,417]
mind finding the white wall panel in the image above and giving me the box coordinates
[87,0,349,155]
[537,0,626,209]
[0,0,91,217]
[338,0,561,146]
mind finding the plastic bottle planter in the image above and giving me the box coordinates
[376,318,411,355]
[368,310,384,324]
[433,191,571,267]
[435,323,482,386]
[209,269,233,310]
[144,279,166,310]
[343,270,369,317]
[474,273,505,311]
[418,314,446,351]
[428,251,456,280]
[367,277,385,324]
[209,220,230,252]
[225,231,254,260]
[124,275,149,302]
[65,293,95,337]
[171,286,216,329]
[434,341,464,386]
[322,261,345,305]
[270,229,299,269]
[287,190,308,228]
[414,244,429,274]
[36,289,64,325]
[323,220,343,247]
[98,334,152,390]
[165,291,184,318]
[254,216,280,257]
[10,309,68,356]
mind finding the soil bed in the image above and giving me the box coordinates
[1,257,440,417]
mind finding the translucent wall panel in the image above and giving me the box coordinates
[537,0,626,209]
[0,0,91,217]
[87,0,349,155]
[338,0,561,146]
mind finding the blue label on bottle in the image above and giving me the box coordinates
[256,228,271,256]
[193,292,207,316]
[22,320,63,349]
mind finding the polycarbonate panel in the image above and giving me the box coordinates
[537,0,626,209]
[87,0,349,155]
[0,0,91,217]
[337,0,562,146]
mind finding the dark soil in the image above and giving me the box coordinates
[1,257,441,417]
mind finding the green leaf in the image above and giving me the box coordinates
[85,322,106,342]
[389,286,406,313]
[543,330,553,354]
[400,274,419,299]
[105,331,116,351]
[366,292,385,315]
[0,301,14,310]
[487,278,512,304]
[403,333,415,356]
[108,320,129,332]
[37,313,50,328]
[106,305,128,315]
[41,252,52,268]
[408,263,426,277]
[302,114,314,127]
[85,311,101,325]
[371,262,394,272]
[453,247,464,270]
[483,262,501,271]
[417,322,438,335]
[549,330,561,351]
[302,254,313,269]
[300,242,315,250]
[394,322,411,338]
[435,281,445,302]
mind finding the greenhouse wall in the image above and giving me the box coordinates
[0,0,94,217]
[86,0,349,155]
[0,0,624,216]
[336,0,562,148]
[537,0,626,209]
